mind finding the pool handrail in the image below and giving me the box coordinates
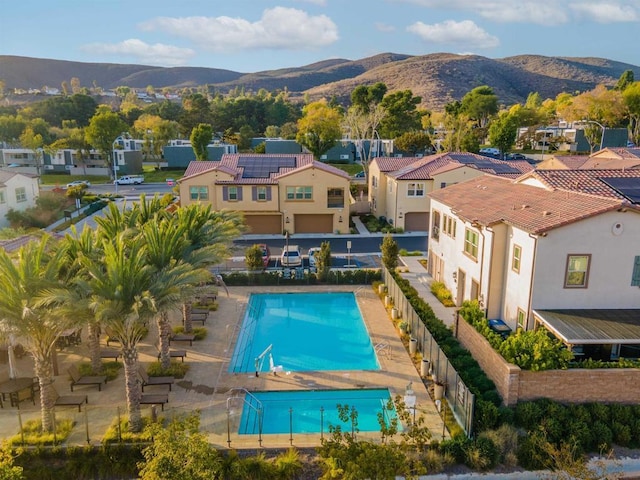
[227,388,264,439]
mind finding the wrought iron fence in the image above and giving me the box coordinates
[383,267,475,437]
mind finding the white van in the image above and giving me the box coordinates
[115,175,144,185]
[479,148,500,157]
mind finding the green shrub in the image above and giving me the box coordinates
[464,436,499,470]
[79,361,122,381]
[430,281,455,307]
[147,361,189,379]
[103,417,154,444]
[172,326,206,340]
[9,419,74,446]
[499,328,573,371]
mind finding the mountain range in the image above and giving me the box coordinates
[2,53,639,110]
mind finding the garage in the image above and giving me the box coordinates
[403,212,429,232]
[244,214,282,234]
[294,214,333,233]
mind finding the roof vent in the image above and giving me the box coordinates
[521,204,529,209]
[542,210,551,216]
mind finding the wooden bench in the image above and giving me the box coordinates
[189,313,208,325]
[52,385,87,412]
[138,367,174,392]
[68,365,107,392]
[99,349,121,362]
[169,334,195,346]
[157,349,186,363]
[140,393,169,411]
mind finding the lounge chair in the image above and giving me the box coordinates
[138,366,174,392]
[155,343,186,363]
[67,364,107,391]
[99,349,121,362]
[52,385,87,412]
[140,393,169,411]
[169,333,195,346]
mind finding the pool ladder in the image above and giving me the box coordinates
[227,388,264,445]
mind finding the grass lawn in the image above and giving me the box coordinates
[329,162,364,176]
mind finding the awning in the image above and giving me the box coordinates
[533,309,640,345]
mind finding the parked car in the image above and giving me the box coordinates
[66,180,91,188]
[166,178,175,186]
[353,171,366,178]
[505,153,529,160]
[479,147,500,157]
[307,247,321,267]
[258,244,271,268]
[281,245,302,267]
[114,175,144,185]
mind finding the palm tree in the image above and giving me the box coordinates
[141,217,210,369]
[0,236,77,432]
[175,205,245,333]
[81,234,156,432]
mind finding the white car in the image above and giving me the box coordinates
[307,247,321,267]
[66,180,91,188]
[281,245,302,267]
[114,175,144,185]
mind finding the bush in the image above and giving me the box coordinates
[430,281,456,307]
[147,361,189,379]
[499,328,573,371]
[172,326,206,340]
[79,361,122,381]
[9,419,74,446]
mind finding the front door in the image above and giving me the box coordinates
[456,269,466,306]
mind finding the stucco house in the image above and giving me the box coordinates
[369,152,533,231]
[0,170,40,228]
[178,154,351,234]
[537,148,640,171]
[428,173,640,360]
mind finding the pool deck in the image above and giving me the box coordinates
[0,284,447,449]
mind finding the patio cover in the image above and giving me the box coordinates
[533,309,640,345]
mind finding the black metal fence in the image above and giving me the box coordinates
[382,267,475,437]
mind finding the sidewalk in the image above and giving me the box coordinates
[398,256,457,326]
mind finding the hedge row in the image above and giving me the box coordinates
[391,273,506,434]
[221,269,382,286]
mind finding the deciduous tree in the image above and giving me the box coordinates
[461,86,499,128]
[296,100,342,159]
[190,124,213,160]
[84,110,128,177]
[394,131,432,156]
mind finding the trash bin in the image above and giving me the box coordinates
[391,307,400,319]
[385,295,392,307]
[378,284,387,295]
[409,337,417,355]
[421,359,429,377]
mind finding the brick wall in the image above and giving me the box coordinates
[455,314,640,406]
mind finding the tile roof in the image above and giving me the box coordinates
[428,174,632,234]
[0,170,38,184]
[529,169,640,201]
[540,155,590,169]
[179,154,349,184]
[592,147,640,159]
[578,156,640,170]
[372,156,417,172]
[387,152,532,180]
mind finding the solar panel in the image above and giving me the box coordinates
[237,156,298,178]
[601,177,640,203]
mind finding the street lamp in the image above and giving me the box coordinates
[403,381,417,425]
[112,136,120,194]
[580,119,605,152]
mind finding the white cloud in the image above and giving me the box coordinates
[407,19,499,48]
[375,22,396,32]
[569,2,639,23]
[391,0,570,25]
[81,39,195,66]
[139,7,339,52]
[292,0,327,5]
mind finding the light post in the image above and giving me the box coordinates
[403,382,417,425]
[581,119,605,152]
[112,136,120,194]
[346,240,352,267]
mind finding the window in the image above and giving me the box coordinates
[372,176,378,188]
[517,308,526,330]
[223,186,242,202]
[632,256,640,286]
[407,182,425,197]
[564,254,591,288]
[228,186,238,201]
[257,186,267,201]
[464,228,479,260]
[432,210,441,241]
[327,188,344,208]
[15,187,27,203]
[443,214,456,238]
[286,186,312,200]
[512,245,522,273]
[440,182,447,189]
[0,190,5,204]
[189,186,208,201]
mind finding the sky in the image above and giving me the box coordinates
[3,0,640,73]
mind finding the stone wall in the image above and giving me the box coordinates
[455,314,640,406]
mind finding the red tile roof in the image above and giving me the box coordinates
[527,169,640,200]
[428,174,633,234]
[541,155,590,169]
[372,157,417,172]
[386,152,532,180]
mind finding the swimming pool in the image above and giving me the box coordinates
[229,292,379,374]
[237,389,398,434]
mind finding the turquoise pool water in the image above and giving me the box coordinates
[229,292,379,374]
[237,389,397,434]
